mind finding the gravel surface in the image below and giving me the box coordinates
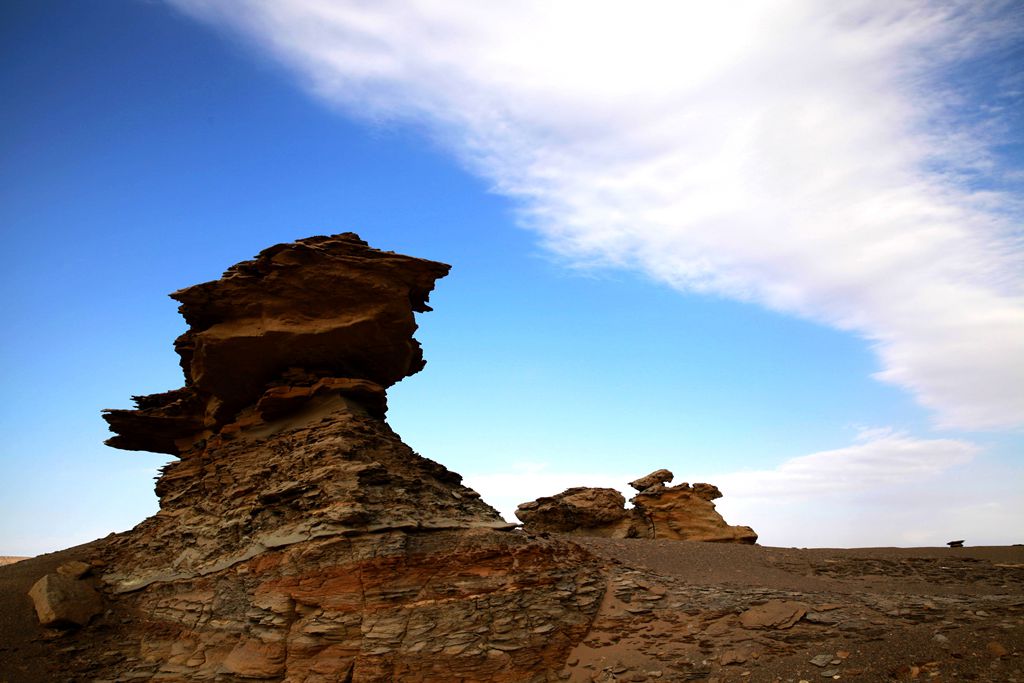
[565,537,1024,682]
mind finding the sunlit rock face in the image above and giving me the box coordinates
[516,470,758,544]
[88,234,604,682]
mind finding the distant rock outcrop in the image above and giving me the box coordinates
[59,234,605,682]
[516,469,758,544]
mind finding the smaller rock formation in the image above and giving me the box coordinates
[516,469,757,544]
[28,562,103,628]
[515,488,637,537]
[632,479,758,544]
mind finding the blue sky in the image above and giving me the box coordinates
[2,0,1021,554]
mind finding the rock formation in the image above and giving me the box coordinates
[58,234,605,682]
[102,233,450,454]
[516,469,757,544]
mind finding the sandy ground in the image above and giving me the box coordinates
[0,558,28,567]
[0,538,1021,682]
[0,540,103,683]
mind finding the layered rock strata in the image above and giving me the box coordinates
[516,469,757,544]
[103,233,450,455]
[70,234,605,681]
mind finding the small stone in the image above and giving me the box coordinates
[810,654,833,667]
[835,651,851,659]
[820,671,839,679]
[933,633,949,645]
[986,641,1008,657]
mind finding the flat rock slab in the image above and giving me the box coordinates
[739,599,808,629]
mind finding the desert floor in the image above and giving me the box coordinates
[1,537,1021,682]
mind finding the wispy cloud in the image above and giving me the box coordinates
[169,0,1024,430]
[709,429,1021,547]
[715,427,979,500]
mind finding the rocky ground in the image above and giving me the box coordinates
[1,538,1021,682]
[564,538,1024,682]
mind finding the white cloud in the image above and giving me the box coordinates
[713,428,978,500]
[709,430,1001,546]
[169,0,1024,430]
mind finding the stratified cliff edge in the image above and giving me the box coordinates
[81,234,604,681]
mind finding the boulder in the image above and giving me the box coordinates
[515,487,634,535]
[28,573,103,628]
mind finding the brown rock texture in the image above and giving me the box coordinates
[514,487,637,537]
[27,572,102,628]
[632,481,758,544]
[516,471,758,544]
[33,234,607,681]
[737,599,809,629]
[628,469,673,491]
[102,232,450,455]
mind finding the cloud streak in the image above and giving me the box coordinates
[170,0,1024,430]
[715,428,978,500]
[709,429,1016,547]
